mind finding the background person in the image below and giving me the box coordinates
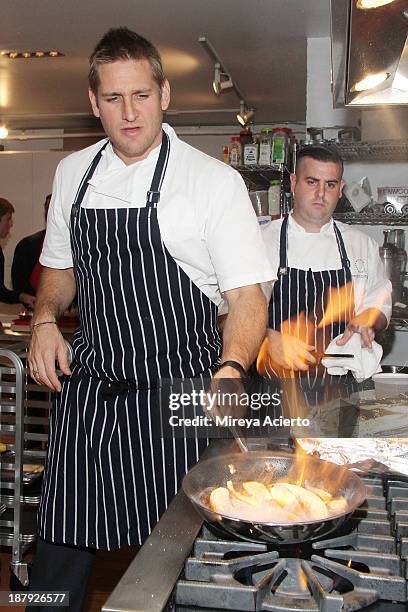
[0,197,35,308]
[261,145,391,386]
[12,193,51,296]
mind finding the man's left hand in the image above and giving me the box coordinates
[336,308,387,349]
[336,313,375,348]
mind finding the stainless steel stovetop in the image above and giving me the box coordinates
[102,445,408,612]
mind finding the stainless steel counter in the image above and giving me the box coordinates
[102,440,235,612]
[102,488,202,612]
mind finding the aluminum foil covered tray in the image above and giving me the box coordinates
[297,437,408,475]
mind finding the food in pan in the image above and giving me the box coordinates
[208,479,347,523]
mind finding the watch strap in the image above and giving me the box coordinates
[219,360,247,379]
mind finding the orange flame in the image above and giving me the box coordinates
[257,312,315,374]
[318,282,354,329]
[297,562,308,591]
[318,282,388,330]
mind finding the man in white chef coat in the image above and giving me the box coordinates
[27,27,274,610]
[262,145,391,375]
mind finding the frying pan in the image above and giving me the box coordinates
[182,451,367,544]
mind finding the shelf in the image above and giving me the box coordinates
[334,212,408,226]
[235,164,285,172]
[337,140,408,162]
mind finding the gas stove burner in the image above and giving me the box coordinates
[176,537,407,611]
[175,474,408,612]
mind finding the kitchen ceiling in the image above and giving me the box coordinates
[0,0,331,130]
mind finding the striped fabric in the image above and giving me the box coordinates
[266,215,354,394]
[38,132,221,549]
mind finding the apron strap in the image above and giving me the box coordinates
[278,215,289,276]
[71,140,109,218]
[146,130,170,208]
[333,221,351,269]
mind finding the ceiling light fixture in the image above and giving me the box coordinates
[0,125,8,139]
[212,62,233,95]
[352,71,390,91]
[199,36,254,118]
[5,50,64,59]
[236,100,255,126]
[356,0,396,8]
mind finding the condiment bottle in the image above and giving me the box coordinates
[244,141,258,166]
[258,128,272,165]
[229,137,241,166]
[239,128,253,151]
[272,127,291,165]
[268,179,281,219]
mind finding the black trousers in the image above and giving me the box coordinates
[27,537,96,612]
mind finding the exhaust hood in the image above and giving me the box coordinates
[331,0,408,106]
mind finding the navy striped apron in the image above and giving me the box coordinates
[266,215,354,402]
[38,132,221,549]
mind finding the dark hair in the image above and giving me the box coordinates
[296,145,344,176]
[89,27,165,93]
[0,197,14,219]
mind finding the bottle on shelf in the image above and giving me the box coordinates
[268,179,281,219]
[272,127,291,165]
[243,140,259,166]
[239,128,253,152]
[259,128,272,165]
[229,137,241,166]
[222,145,230,164]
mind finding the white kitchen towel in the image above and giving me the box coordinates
[321,333,382,382]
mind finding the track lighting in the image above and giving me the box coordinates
[212,63,233,95]
[236,100,255,126]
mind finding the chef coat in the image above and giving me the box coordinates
[41,123,275,303]
[261,213,392,322]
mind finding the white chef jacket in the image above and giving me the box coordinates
[41,124,275,306]
[261,214,392,321]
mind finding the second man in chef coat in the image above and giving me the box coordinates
[261,145,391,386]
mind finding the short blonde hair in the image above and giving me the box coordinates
[89,27,165,94]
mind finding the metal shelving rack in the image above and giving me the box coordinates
[0,338,54,587]
[334,212,408,226]
[337,140,408,162]
[235,163,292,216]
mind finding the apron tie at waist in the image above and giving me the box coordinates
[101,379,139,399]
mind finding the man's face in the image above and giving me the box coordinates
[291,157,344,231]
[0,212,13,239]
[89,59,170,165]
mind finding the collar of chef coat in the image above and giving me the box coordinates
[288,211,334,235]
[86,123,177,204]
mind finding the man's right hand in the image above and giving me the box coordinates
[28,323,72,391]
[266,328,316,371]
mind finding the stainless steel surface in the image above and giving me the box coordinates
[176,474,408,611]
[380,229,406,303]
[331,0,408,107]
[102,488,203,612]
[337,140,408,162]
[183,451,367,545]
[102,441,234,612]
